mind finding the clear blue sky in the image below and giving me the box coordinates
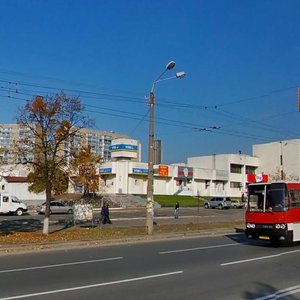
[0,0,300,163]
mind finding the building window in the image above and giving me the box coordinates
[230,181,241,189]
[230,164,242,174]
[205,180,210,189]
[246,166,256,174]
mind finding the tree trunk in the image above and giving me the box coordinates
[43,182,52,234]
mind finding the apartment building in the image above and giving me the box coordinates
[0,124,128,164]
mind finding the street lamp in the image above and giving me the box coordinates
[146,61,186,235]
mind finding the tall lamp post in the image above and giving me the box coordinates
[146,61,186,235]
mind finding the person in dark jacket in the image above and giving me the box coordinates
[174,201,180,219]
[101,203,112,224]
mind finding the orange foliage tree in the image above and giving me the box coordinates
[71,146,102,195]
[16,92,91,234]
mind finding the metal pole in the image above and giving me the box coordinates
[280,141,284,180]
[146,91,155,235]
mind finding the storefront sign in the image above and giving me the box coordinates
[99,168,112,174]
[158,165,169,177]
[132,168,148,175]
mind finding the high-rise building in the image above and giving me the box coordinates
[0,124,128,164]
[154,139,162,164]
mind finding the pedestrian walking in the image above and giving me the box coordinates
[101,203,112,224]
[174,201,180,219]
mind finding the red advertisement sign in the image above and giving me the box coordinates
[158,165,169,177]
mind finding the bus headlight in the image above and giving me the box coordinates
[275,224,286,230]
[247,223,255,228]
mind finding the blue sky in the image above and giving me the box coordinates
[0,0,300,163]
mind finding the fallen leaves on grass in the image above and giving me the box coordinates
[0,221,244,245]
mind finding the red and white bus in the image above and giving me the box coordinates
[245,182,300,245]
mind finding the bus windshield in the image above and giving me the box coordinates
[248,182,288,212]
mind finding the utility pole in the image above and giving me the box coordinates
[146,91,155,235]
[145,61,186,235]
[280,141,284,180]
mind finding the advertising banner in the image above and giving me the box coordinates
[177,166,193,179]
[158,165,169,177]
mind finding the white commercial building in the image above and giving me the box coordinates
[253,139,300,181]
[2,135,299,199]
[187,154,259,197]
[100,138,261,198]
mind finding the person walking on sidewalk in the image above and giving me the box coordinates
[101,203,112,224]
[174,201,180,219]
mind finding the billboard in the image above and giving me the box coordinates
[177,166,193,179]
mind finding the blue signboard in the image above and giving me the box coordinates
[99,168,112,174]
[132,168,148,175]
[109,144,138,152]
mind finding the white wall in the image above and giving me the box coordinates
[128,176,146,194]
[253,140,300,180]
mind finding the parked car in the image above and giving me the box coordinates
[36,201,73,214]
[204,197,231,209]
[231,199,246,209]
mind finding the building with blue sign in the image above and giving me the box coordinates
[99,138,261,197]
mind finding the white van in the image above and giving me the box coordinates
[0,194,28,216]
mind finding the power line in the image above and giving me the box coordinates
[0,75,299,145]
[1,87,298,143]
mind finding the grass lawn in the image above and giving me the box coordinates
[151,195,207,207]
[139,194,241,207]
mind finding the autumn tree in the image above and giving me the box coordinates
[269,167,299,182]
[27,166,69,195]
[70,146,102,195]
[16,92,91,234]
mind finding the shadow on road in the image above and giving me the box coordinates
[0,218,43,233]
[244,282,299,299]
[0,217,75,234]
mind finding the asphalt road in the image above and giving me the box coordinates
[0,234,300,299]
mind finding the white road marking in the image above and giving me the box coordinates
[221,248,300,266]
[160,242,243,254]
[0,271,183,300]
[221,254,280,266]
[254,284,300,299]
[0,257,123,274]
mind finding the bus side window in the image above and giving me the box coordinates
[290,190,300,207]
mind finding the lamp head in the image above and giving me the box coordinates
[166,61,176,70]
[176,71,186,79]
